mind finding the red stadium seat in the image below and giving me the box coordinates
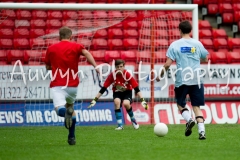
[13,38,30,49]
[123,20,138,29]
[91,38,108,50]
[168,29,181,39]
[123,38,138,50]
[233,4,240,12]
[199,29,212,39]
[93,11,108,19]
[93,20,108,28]
[94,29,108,38]
[123,11,138,20]
[24,50,44,65]
[199,20,212,30]
[108,11,123,19]
[213,38,229,52]
[108,29,123,39]
[13,28,29,38]
[234,11,240,22]
[29,29,45,38]
[137,10,152,19]
[219,3,233,13]
[166,11,182,20]
[155,20,167,28]
[15,20,30,28]
[32,10,47,20]
[90,50,105,62]
[123,29,138,38]
[46,19,62,29]
[45,29,58,34]
[168,21,180,30]
[0,29,13,38]
[108,39,123,50]
[1,10,16,19]
[136,50,166,63]
[77,38,92,49]
[0,39,13,49]
[108,20,123,29]
[16,10,31,19]
[0,50,8,64]
[212,29,228,39]
[62,20,78,28]
[105,50,121,63]
[45,39,59,46]
[0,19,15,29]
[210,51,227,64]
[78,20,92,29]
[78,11,93,19]
[30,38,46,48]
[30,19,46,29]
[120,50,137,62]
[207,4,219,15]
[7,50,25,64]
[226,52,240,63]
[138,20,150,29]
[221,13,234,24]
[228,38,240,50]
[62,11,78,20]
[181,11,192,21]
[47,11,63,19]
[200,38,214,51]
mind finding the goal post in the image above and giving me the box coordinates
[0,3,198,126]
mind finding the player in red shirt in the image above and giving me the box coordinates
[45,26,98,145]
[88,59,148,130]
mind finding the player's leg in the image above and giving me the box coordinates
[51,87,67,118]
[65,87,78,145]
[175,85,195,136]
[113,92,123,130]
[122,91,139,129]
[189,84,206,140]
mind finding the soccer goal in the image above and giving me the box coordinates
[0,3,198,126]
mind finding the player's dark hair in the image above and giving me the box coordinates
[59,26,72,40]
[115,59,125,66]
[179,20,192,34]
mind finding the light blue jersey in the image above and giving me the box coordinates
[166,38,208,87]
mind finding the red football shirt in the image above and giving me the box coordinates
[45,41,85,88]
[103,69,138,92]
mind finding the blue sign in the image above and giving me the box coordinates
[0,102,120,126]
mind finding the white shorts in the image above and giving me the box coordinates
[50,87,78,107]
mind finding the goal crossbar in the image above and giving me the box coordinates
[0,3,198,39]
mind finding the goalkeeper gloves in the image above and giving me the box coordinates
[140,98,148,110]
[87,97,98,108]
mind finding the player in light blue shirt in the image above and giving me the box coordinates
[156,20,208,140]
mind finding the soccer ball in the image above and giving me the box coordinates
[154,123,168,137]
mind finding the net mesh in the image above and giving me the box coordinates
[0,7,192,126]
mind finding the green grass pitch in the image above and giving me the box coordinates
[1,124,240,160]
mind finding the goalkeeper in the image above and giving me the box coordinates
[88,59,148,130]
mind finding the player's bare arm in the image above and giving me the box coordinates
[156,57,173,82]
[82,49,99,73]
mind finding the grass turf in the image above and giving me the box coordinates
[1,124,240,160]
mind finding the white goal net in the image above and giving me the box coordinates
[0,3,198,126]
